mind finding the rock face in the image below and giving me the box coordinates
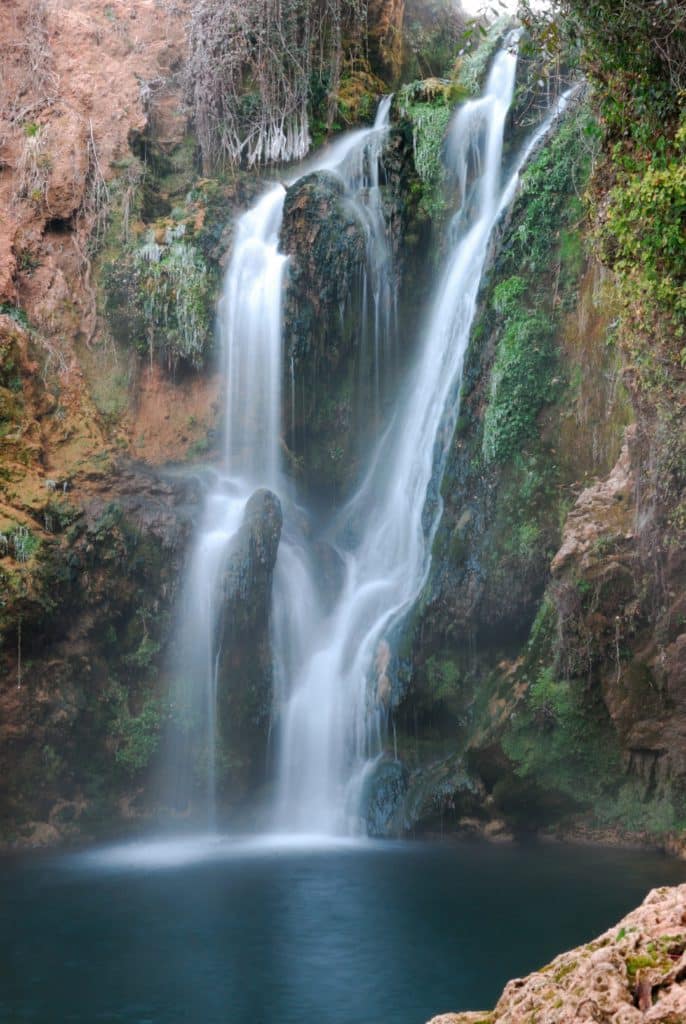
[427,883,686,1024]
[367,0,406,82]
[0,459,200,844]
[280,171,368,500]
[214,489,283,801]
[386,92,685,846]
[550,418,686,825]
[280,119,430,503]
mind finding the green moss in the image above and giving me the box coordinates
[602,122,686,363]
[425,654,461,703]
[626,953,666,982]
[501,666,625,808]
[123,635,161,670]
[482,310,557,463]
[0,303,31,330]
[553,960,578,983]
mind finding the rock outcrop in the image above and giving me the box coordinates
[280,171,368,499]
[214,488,283,799]
[427,884,686,1024]
[0,458,200,844]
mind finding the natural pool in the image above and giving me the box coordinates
[2,834,685,1024]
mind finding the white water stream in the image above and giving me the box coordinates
[169,44,574,834]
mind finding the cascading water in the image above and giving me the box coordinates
[165,99,394,824]
[167,40,574,833]
[272,43,577,834]
[272,47,519,833]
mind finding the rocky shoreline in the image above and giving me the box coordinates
[427,884,686,1024]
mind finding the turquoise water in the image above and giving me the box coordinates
[2,835,684,1023]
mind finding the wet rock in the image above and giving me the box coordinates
[214,489,283,800]
[362,758,408,836]
[0,460,199,842]
[280,123,428,504]
[551,426,636,576]
[280,171,367,500]
[388,755,484,835]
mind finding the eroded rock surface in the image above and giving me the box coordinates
[428,884,686,1024]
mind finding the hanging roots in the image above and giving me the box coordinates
[186,0,368,170]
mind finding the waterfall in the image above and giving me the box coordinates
[164,99,393,824]
[272,45,576,834]
[166,41,574,832]
[272,46,520,833]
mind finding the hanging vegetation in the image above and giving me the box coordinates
[186,0,368,170]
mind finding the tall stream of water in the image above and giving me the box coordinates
[170,44,571,834]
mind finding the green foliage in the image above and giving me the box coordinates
[104,233,214,370]
[455,17,511,95]
[502,109,597,277]
[539,0,686,140]
[482,309,556,463]
[397,83,456,221]
[1,526,41,564]
[520,3,686,368]
[502,666,624,804]
[603,123,686,341]
[482,105,598,465]
[492,275,526,314]
[0,303,31,329]
[135,237,213,369]
[113,694,168,776]
[123,635,161,670]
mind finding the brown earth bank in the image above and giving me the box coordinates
[427,883,686,1024]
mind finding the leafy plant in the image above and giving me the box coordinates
[113,695,168,775]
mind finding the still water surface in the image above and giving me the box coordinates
[2,834,685,1024]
